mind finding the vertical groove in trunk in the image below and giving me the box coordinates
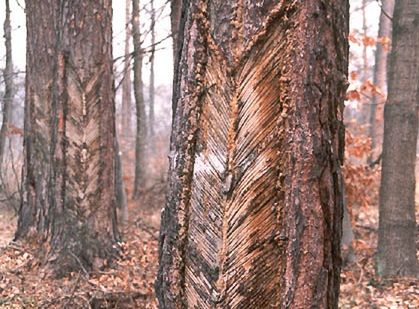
[50,0,120,276]
[368,0,394,158]
[0,0,15,167]
[121,0,133,138]
[17,0,119,277]
[377,0,419,277]
[132,0,147,198]
[156,1,349,307]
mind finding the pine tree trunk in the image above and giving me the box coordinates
[0,0,15,167]
[156,1,349,308]
[132,0,147,198]
[121,0,133,138]
[16,0,58,239]
[368,0,394,159]
[16,0,120,277]
[377,0,419,278]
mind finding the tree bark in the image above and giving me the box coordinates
[368,0,394,158]
[341,185,355,265]
[132,0,147,198]
[16,0,58,240]
[121,0,133,138]
[148,0,156,141]
[115,136,128,225]
[0,0,15,167]
[377,0,419,278]
[156,1,349,308]
[359,0,370,125]
[16,0,120,277]
[170,0,182,63]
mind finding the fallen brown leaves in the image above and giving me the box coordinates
[339,205,419,308]
[0,182,418,308]
[0,201,160,308]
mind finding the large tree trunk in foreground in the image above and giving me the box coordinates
[377,0,419,278]
[16,0,119,276]
[156,1,349,308]
[0,0,15,167]
[368,0,394,159]
[132,0,147,199]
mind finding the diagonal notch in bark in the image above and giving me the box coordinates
[157,0,348,308]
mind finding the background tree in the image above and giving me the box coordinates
[368,0,394,160]
[16,0,119,276]
[121,0,133,139]
[148,0,156,141]
[377,0,418,277]
[170,0,181,63]
[156,1,349,307]
[15,0,57,239]
[0,0,14,167]
[132,0,147,199]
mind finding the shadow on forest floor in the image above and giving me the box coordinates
[0,188,418,308]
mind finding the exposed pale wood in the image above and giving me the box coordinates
[157,1,349,307]
[17,0,120,277]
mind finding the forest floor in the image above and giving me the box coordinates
[0,186,418,308]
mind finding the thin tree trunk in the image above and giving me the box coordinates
[148,0,156,141]
[0,0,15,167]
[368,0,394,159]
[377,0,419,277]
[115,136,128,225]
[132,0,147,199]
[121,0,133,138]
[16,0,120,277]
[341,184,355,265]
[156,1,349,308]
[360,0,370,125]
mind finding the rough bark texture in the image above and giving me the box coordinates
[0,0,15,167]
[16,0,119,277]
[121,0,133,138]
[377,0,419,278]
[16,0,58,239]
[132,0,147,198]
[156,1,349,308]
[368,0,394,158]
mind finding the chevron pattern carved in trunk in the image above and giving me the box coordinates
[157,0,349,308]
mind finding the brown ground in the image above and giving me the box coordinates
[0,189,418,308]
